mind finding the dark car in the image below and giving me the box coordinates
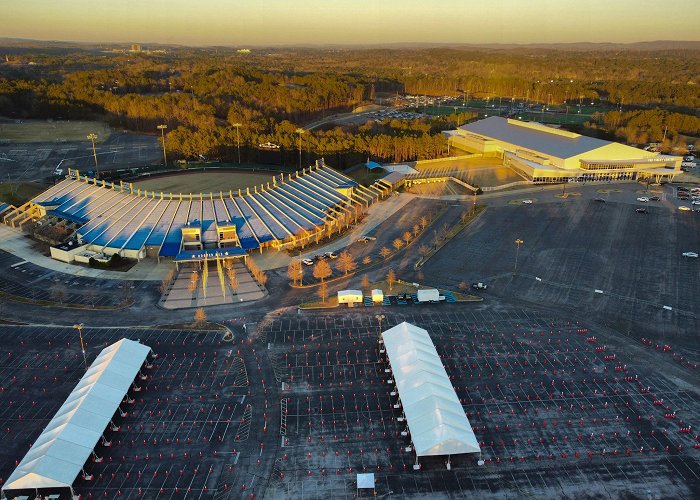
[635,208,648,214]
[594,198,606,203]
[649,196,660,201]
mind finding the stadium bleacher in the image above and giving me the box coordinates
[19,161,381,259]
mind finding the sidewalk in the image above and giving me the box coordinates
[0,224,171,281]
[248,192,417,271]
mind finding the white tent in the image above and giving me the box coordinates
[381,322,480,457]
[2,339,152,496]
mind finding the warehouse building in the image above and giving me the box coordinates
[447,117,682,183]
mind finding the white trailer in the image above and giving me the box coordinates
[416,288,443,303]
[338,289,363,307]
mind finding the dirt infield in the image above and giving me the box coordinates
[133,170,283,194]
[0,120,111,143]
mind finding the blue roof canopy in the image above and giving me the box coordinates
[175,248,247,262]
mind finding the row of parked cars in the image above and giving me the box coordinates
[302,251,338,266]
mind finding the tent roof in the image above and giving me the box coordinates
[2,339,151,493]
[382,322,480,457]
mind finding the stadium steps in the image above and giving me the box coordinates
[382,296,392,306]
[363,296,373,307]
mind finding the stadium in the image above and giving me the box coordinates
[447,116,683,183]
[3,160,394,263]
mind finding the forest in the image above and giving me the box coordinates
[0,45,698,162]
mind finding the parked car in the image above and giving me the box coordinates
[325,251,338,259]
[472,282,488,290]
[682,252,698,258]
[594,198,606,203]
[522,199,533,204]
[637,197,649,202]
[302,258,314,266]
[649,196,660,201]
[635,208,648,213]
[678,206,691,211]
[357,236,376,243]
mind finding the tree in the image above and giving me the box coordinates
[188,271,199,293]
[386,269,396,291]
[362,255,372,265]
[361,274,370,291]
[460,210,470,224]
[194,307,207,327]
[313,259,332,302]
[336,251,357,275]
[412,223,420,238]
[287,259,303,286]
[379,246,391,259]
[416,271,424,282]
[318,281,329,303]
[392,238,404,251]
[402,231,412,246]
[227,267,239,291]
[418,244,430,258]
[50,283,66,304]
[458,281,469,291]
[420,215,429,231]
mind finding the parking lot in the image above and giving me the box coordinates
[0,132,161,183]
[1,307,699,499]
[0,250,148,308]
[421,197,700,343]
[0,324,276,500]
[261,308,700,498]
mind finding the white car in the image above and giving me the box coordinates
[637,197,649,202]
[682,252,698,258]
[678,206,691,211]
[302,258,314,266]
[522,199,533,204]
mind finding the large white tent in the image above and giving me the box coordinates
[381,322,480,457]
[2,338,152,497]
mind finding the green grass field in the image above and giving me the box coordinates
[133,170,282,194]
[0,120,111,143]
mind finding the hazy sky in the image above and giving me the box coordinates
[3,0,697,46]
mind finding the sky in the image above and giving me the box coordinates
[2,0,698,46]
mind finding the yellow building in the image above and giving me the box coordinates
[448,117,682,183]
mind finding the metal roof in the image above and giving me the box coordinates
[382,322,480,457]
[459,116,613,159]
[2,339,152,494]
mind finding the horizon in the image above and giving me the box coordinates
[4,0,699,47]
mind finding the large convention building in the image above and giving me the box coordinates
[447,116,682,183]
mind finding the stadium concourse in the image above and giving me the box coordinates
[2,160,395,264]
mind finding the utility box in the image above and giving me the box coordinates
[371,289,384,303]
[416,288,442,303]
[338,289,363,306]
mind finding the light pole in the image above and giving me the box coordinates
[87,133,99,177]
[295,128,304,169]
[73,323,87,371]
[157,124,168,166]
[375,314,386,335]
[232,123,242,164]
[514,239,524,275]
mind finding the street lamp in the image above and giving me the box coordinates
[87,133,99,177]
[232,123,242,164]
[295,128,305,170]
[73,323,87,371]
[514,239,524,274]
[375,314,386,335]
[157,124,168,166]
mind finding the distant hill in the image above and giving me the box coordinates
[0,37,698,52]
